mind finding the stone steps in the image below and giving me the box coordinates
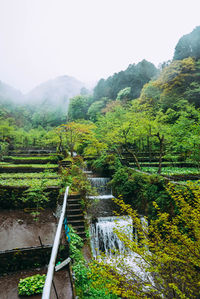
[67,194,86,240]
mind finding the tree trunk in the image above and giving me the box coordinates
[148,127,152,162]
[70,147,74,157]
[125,146,141,170]
[157,134,164,174]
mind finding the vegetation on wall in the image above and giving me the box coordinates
[68,225,118,299]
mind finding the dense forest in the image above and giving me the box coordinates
[2,26,200,165]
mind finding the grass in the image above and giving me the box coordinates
[3,156,57,161]
[0,178,61,187]
[130,161,197,165]
[141,167,200,175]
[0,163,58,168]
[0,172,58,179]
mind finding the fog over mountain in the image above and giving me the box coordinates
[0,75,85,110]
[0,81,23,104]
[25,75,84,107]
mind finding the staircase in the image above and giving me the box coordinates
[66,194,86,240]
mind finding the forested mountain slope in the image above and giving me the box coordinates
[0,75,85,128]
[93,59,158,101]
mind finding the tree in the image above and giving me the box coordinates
[147,110,172,174]
[68,95,93,120]
[56,121,95,157]
[88,98,109,122]
[170,106,200,163]
[94,104,153,169]
[139,57,200,111]
[93,60,158,101]
[116,87,132,104]
[89,182,200,298]
[139,81,162,110]
[174,26,200,61]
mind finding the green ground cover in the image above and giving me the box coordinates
[18,274,46,296]
[0,173,58,179]
[4,156,57,161]
[131,161,197,165]
[0,163,58,168]
[0,178,61,187]
[141,167,200,175]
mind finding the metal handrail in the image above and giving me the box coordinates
[42,186,69,299]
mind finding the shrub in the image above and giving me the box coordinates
[61,159,94,197]
[68,225,84,263]
[68,226,118,298]
[92,153,122,176]
[111,167,171,218]
[18,274,46,296]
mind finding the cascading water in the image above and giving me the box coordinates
[90,215,151,285]
[90,216,132,258]
[88,177,114,199]
[89,176,133,257]
[88,174,152,288]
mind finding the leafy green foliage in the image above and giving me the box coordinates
[68,226,118,298]
[140,57,200,110]
[93,60,158,101]
[0,178,60,187]
[21,177,50,213]
[111,167,170,218]
[4,155,57,161]
[0,163,58,168]
[92,153,122,176]
[174,26,200,60]
[88,97,109,121]
[61,158,94,198]
[0,141,9,160]
[18,274,46,296]
[56,121,96,157]
[68,95,94,120]
[141,166,200,175]
[68,225,84,263]
[0,172,58,179]
[116,86,131,104]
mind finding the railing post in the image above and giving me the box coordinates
[42,186,69,299]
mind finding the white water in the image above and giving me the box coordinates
[83,170,93,175]
[88,177,114,201]
[89,177,112,195]
[90,215,153,289]
[90,216,133,258]
[88,175,153,292]
[88,195,114,200]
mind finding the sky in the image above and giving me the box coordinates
[0,0,200,93]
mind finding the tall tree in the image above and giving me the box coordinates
[68,95,93,120]
[174,26,200,61]
[93,60,158,101]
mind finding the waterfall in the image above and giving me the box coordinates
[88,174,152,287]
[90,216,147,258]
[90,215,152,285]
[88,177,114,199]
[90,216,133,258]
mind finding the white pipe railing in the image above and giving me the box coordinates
[42,186,69,299]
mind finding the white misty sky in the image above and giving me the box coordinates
[0,0,199,93]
